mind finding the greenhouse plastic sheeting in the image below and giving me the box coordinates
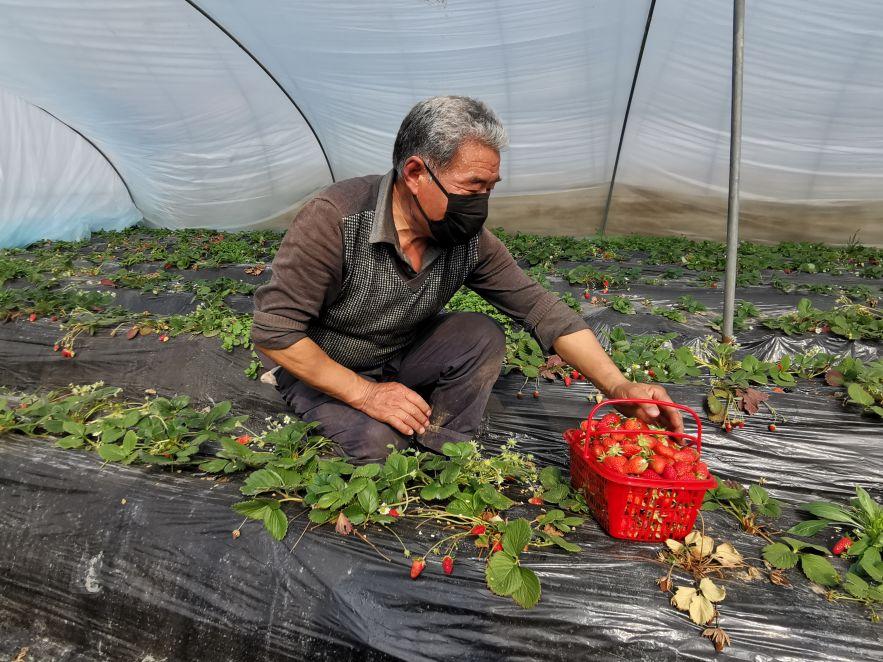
[0,0,331,236]
[0,88,139,248]
[1,256,881,659]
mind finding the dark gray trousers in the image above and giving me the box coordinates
[274,312,506,464]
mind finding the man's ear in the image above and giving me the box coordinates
[400,157,426,196]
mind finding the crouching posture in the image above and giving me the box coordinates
[252,95,681,463]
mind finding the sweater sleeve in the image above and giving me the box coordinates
[251,197,344,351]
[466,229,590,352]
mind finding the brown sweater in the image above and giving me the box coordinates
[252,170,589,366]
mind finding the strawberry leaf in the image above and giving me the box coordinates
[800,501,858,525]
[511,567,541,608]
[762,542,798,569]
[486,552,523,597]
[843,572,869,599]
[263,508,288,541]
[786,519,830,537]
[502,519,532,557]
[800,553,840,587]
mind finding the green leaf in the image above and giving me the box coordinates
[241,469,284,495]
[854,485,879,523]
[511,567,541,608]
[357,480,379,514]
[198,458,228,473]
[542,484,569,504]
[206,400,233,424]
[800,501,858,525]
[539,466,562,490]
[847,383,874,406]
[97,443,127,462]
[859,548,883,582]
[486,552,523,597]
[57,436,84,449]
[787,519,830,537]
[762,542,799,569]
[537,530,581,552]
[521,365,539,378]
[502,519,532,557]
[62,420,85,437]
[352,463,381,478]
[232,498,278,521]
[781,537,830,555]
[800,553,840,587]
[843,572,869,599]
[263,508,288,541]
[748,484,768,506]
[121,430,138,454]
[439,465,461,484]
[308,509,333,524]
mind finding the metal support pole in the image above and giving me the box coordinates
[722,0,745,343]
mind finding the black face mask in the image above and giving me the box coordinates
[412,164,490,247]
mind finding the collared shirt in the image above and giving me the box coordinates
[251,169,589,362]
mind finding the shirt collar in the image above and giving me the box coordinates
[370,168,441,272]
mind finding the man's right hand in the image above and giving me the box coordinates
[355,381,432,436]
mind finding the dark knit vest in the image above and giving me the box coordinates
[307,210,480,370]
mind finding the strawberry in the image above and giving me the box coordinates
[832,536,853,556]
[624,456,648,475]
[516,391,524,399]
[564,376,572,387]
[768,423,777,432]
[650,456,669,474]
[694,461,710,479]
[528,495,544,506]
[492,540,504,553]
[603,455,628,474]
[723,422,732,433]
[674,461,694,479]
[642,469,662,480]
[61,348,75,359]
[583,291,590,300]
[598,413,621,430]
[28,313,37,322]
[50,315,58,321]
[655,443,675,459]
[621,417,644,432]
[159,334,169,342]
[442,555,454,575]
[636,433,657,451]
[52,344,60,352]
[571,370,579,380]
[661,464,678,480]
[389,508,400,518]
[591,443,605,459]
[673,448,697,463]
[532,390,540,399]
[235,434,251,445]
[410,558,425,579]
[563,428,583,444]
[469,524,486,536]
[620,442,642,457]
[647,369,656,378]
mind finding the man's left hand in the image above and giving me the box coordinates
[608,382,684,434]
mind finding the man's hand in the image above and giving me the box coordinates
[608,381,684,434]
[354,381,432,436]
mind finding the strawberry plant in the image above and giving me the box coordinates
[826,357,883,418]
[702,481,782,539]
[675,295,707,313]
[605,328,700,384]
[763,298,882,342]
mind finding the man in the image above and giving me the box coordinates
[252,96,682,463]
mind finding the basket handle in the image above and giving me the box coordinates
[584,398,703,458]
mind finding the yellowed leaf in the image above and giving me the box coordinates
[689,593,716,625]
[665,538,686,555]
[712,542,743,567]
[685,531,715,559]
[671,586,697,611]
[699,577,726,602]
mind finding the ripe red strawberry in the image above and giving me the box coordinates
[61,348,74,359]
[492,540,503,553]
[598,413,621,430]
[647,369,656,378]
[674,461,694,479]
[642,469,662,480]
[235,434,251,445]
[528,495,544,506]
[624,456,648,475]
[563,428,583,444]
[636,433,656,450]
[655,443,675,459]
[661,464,678,480]
[723,422,732,433]
[620,442,642,457]
[584,291,590,300]
[469,524,486,536]
[410,558,425,579]
[621,418,644,432]
[563,376,572,387]
[571,370,579,380]
[768,423,777,432]
[673,448,697,463]
[28,313,37,322]
[591,443,605,459]
[832,536,853,556]
[694,461,710,479]
[650,456,669,474]
[52,344,60,352]
[603,455,628,474]
[442,555,454,575]
[389,508,400,518]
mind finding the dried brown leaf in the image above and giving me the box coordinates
[702,626,731,652]
[335,511,353,536]
[656,575,673,593]
[126,326,140,340]
[737,387,769,415]
[769,569,791,586]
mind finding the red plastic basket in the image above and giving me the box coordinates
[568,398,716,542]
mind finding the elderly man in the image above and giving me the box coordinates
[252,95,682,463]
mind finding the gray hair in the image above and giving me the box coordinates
[392,96,508,175]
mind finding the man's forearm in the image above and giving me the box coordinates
[552,328,629,396]
[257,337,371,408]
